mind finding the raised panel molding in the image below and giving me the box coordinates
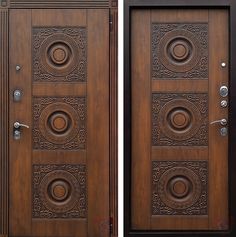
[33,97,86,150]
[152,23,208,79]
[152,93,208,146]
[33,27,87,83]
[152,161,208,215]
[33,164,87,219]
[0,9,9,236]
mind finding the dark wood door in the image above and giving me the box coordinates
[6,9,114,237]
[131,9,229,231]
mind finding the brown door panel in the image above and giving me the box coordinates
[8,8,114,237]
[131,9,229,231]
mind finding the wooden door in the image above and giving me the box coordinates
[131,9,229,231]
[6,8,115,237]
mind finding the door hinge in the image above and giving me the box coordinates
[109,217,113,235]
[109,13,113,32]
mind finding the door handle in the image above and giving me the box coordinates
[13,121,29,140]
[210,118,227,126]
[14,121,29,129]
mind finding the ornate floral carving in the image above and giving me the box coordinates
[33,164,86,219]
[152,93,208,146]
[33,97,86,150]
[152,23,208,79]
[33,27,87,82]
[152,161,208,215]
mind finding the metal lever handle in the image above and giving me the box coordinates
[210,118,227,126]
[14,121,29,129]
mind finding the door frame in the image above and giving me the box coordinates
[124,0,236,236]
[0,1,118,237]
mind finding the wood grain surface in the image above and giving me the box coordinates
[131,8,229,231]
[8,8,114,237]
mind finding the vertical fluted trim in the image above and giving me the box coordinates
[109,8,118,237]
[0,9,8,237]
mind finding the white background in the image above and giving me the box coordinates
[118,0,124,236]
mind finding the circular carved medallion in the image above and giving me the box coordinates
[158,30,201,72]
[169,176,190,198]
[171,41,189,61]
[49,112,70,133]
[40,33,79,76]
[159,99,201,141]
[49,44,69,65]
[39,170,80,213]
[158,167,201,209]
[39,102,79,144]
[169,109,190,130]
[49,180,70,201]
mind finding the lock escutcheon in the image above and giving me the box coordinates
[220,86,228,97]
[13,130,21,140]
[220,127,228,136]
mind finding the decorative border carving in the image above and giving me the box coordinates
[33,97,86,150]
[152,23,208,79]
[152,93,208,146]
[32,164,87,219]
[0,9,9,236]
[152,161,208,215]
[33,27,87,83]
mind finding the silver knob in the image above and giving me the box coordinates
[210,118,227,126]
[16,65,21,71]
[13,89,22,102]
[221,62,227,68]
[220,100,228,108]
[220,86,228,97]
[14,121,29,129]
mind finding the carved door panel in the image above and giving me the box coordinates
[9,9,110,237]
[131,9,229,230]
